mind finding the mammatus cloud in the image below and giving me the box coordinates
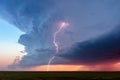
[0,0,120,68]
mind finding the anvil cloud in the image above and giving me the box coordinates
[0,0,120,67]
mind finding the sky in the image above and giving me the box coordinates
[0,19,24,70]
[0,0,120,71]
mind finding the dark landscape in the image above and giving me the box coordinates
[0,71,120,80]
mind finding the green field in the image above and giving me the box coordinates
[0,71,120,80]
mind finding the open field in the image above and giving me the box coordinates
[0,71,120,80]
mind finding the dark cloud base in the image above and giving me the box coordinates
[59,27,120,65]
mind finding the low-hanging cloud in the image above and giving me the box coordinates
[0,0,120,67]
[58,26,120,65]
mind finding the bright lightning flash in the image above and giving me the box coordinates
[54,22,69,53]
[47,21,69,71]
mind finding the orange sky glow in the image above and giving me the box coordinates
[19,62,120,71]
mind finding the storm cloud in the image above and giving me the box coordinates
[0,0,120,67]
[58,26,120,65]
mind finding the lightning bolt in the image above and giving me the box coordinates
[47,21,69,71]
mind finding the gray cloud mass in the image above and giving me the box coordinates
[0,0,120,67]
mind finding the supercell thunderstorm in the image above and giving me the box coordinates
[0,0,120,71]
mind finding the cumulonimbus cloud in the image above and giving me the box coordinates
[0,0,120,67]
[58,26,120,65]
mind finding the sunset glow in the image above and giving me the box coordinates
[0,0,120,71]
